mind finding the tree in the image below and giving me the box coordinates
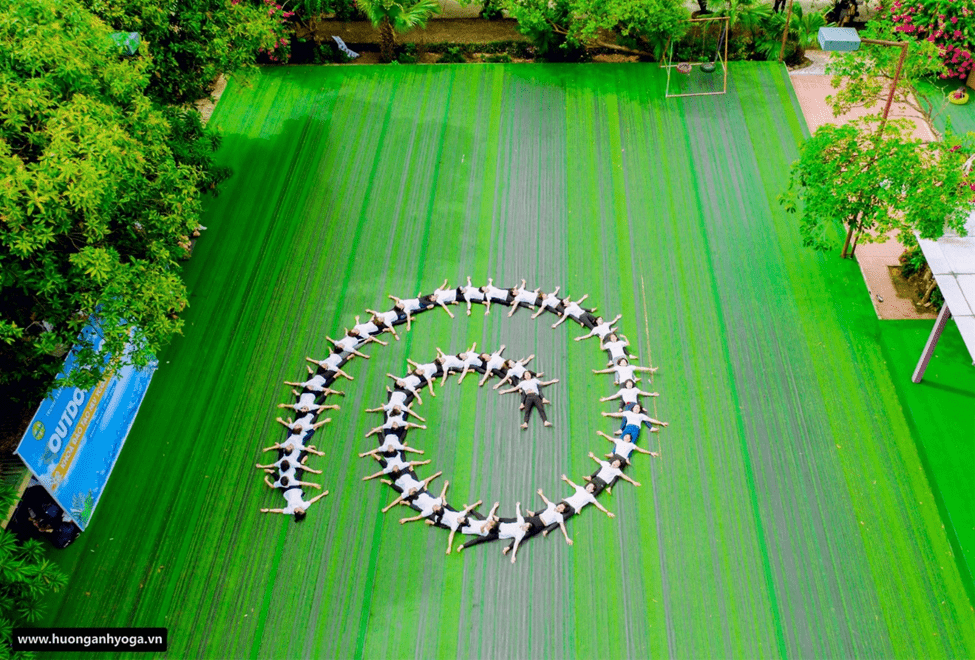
[824,17,949,137]
[500,0,689,60]
[83,0,293,105]
[356,0,441,63]
[780,117,975,258]
[0,0,223,403]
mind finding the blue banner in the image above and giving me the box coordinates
[15,323,157,530]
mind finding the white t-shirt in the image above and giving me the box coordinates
[498,520,527,542]
[613,364,636,384]
[434,287,457,304]
[303,375,327,390]
[595,460,623,484]
[564,485,597,512]
[283,434,309,452]
[282,488,311,514]
[513,288,537,305]
[611,439,637,459]
[382,414,407,430]
[383,455,409,474]
[280,446,304,464]
[387,391,408,408]
[413,492,443,518]
[621,410,652,428]
[414,362,439,380]
[539,294,561,311]
[293,412,316,428]
[461,517,494,536]
[603,339,628,362]
[483,352,506,372]
[401,298,424,313]
[506,363,528,381]
[563,301,585,319]
[539,501,564,526]
[461,352,482,369]
[394,474,423,492]
[297,392,318,407]
[461,285,484,302]
[400,375,423,392]
[440,355,466,372]
[378,434,407,452]
[440,508,466,531]
[593,322,614,338]
[483,285,508,301]
[320,353,344,370]
[517,378,541,395]
[335,335,360,353]
[354,321,380,336]
[378,310,400,326]
[616,386,640,405]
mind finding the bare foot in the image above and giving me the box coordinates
[521,423,528,430]
[543,421,553,427]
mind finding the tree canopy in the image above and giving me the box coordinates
[780,117,975,257]
[500,0,689,59]
[0,0,223,402]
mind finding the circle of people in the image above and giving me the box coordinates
[258,278,668,563]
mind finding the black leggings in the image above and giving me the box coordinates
[461,529,499,549]
[523,394,548,424]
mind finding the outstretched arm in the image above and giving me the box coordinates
[631,445,658,456]
[602,411,624,419]
[382,491,411,513]
[308,491,329,505]
[592,367,614,374]
[261,443,282,453]
[596,430,616,442]
[618,472,640,486]
[558,520,573,545]
[633,365,658,373]
[587,452,602,466]
[305,446,326,457]
[364,425,383,438]
[539,378,559,387]
[260,507,285,514]
[403,407,425,421]
[438,480,450,501]
[406,422,427,431]
[294,479,321,490]
[592,499,614,517]
[599,391,622,402]
[560,474,579,490]
[574,328,597,341]
[300,465,323,475]
[536,489,553,508]
[358,447,381,458]
[364,334,387,347]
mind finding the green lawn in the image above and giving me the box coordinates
[40,63,975,659]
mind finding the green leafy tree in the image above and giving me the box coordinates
[780,117,975,258]
[84,0,292,105]
[0,485,68,657]
[356,0,441,63]
[824,18,949,136]
[501,0,689,60]
[0,0,222,402]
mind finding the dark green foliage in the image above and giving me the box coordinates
[0,0,224,403]
[84,0,291,104]
[484,52,512,63]
[0,487,68,657]
[480,0,505,20]
[899,246,928,279]
[397,43,420,64]
[439,46,467,63]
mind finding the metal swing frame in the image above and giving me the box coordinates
[662,16,729,98]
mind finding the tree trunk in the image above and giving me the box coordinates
[849,225,863,258]
[841,219,856,259]
[379,18,395,63]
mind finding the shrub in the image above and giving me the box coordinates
[887,0,974,80]
[439,46,467,63]
[484,52,512,62]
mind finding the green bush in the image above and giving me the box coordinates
[439,46,467,63]
[397,43,420,63]
[484,52,512,63]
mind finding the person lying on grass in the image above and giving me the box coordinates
[382,471,443,513]
[431,279,460,318]
[508,279,541,317]
[255,454,319,473]
[387,369,435,402]
[584,452,640,494]
[560,474,615,518]
[362,454,431,482]
[500,372,557,429]
[430,498,483,554]
[477,345,508,386]
[364,400,425,421]
[600,333,637,366]
[596,430,659,461]
[388,294,431,330]
[407,358,442,384]
[456,502,501,552]
[526,489,573,546]
[285,369,350,395]
[492,356,537,390]
[261,488,329,521]
[551,294,597,329]
[399,479,450,525]
[498,502,532,564]
[365,418,426,439]
[263,467,322,491]
[599,380,658,409]
[276,398,332,416]
[455,345,484,385]
[351,314,399,342]
[305,355,354,381]
[275,416,329,435]
[531,286,563,318]
[480,278,512,314]
[593,357,656,386]
[460,275,486,316]
[359,434,424,458]
[261,436,325,457]
[603,404,668,433]
[574,314,622,342]
[326,331,383,358]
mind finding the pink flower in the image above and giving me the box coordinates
[954,30,963,38]
[950,16,958,23]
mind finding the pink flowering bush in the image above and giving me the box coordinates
[887,0,974,79]
[255,0,296,63]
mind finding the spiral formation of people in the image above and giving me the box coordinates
[258,278,669,564]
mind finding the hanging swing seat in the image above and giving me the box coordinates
[676,62,692,75]
[700,61,717,73]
